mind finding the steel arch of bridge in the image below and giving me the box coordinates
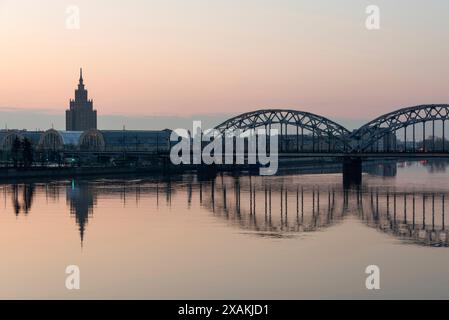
[351,104,449,152]
[214,109,351,152]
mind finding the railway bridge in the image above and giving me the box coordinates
[214,104,449,186]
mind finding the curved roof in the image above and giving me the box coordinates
[0,130,24,150]
[38,129,83,149]
[57,131,83,146]
[22,131,44,145]
[0,130,23,140]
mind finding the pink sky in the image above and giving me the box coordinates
[1,0,449,122]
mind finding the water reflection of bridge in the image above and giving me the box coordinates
[197,177,449,246]
[362,190,449,247]
[199,176,346,235]
[2,173,449,247]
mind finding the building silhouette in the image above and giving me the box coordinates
[66,68,97,131]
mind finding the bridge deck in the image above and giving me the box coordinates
[61,150,449,159]
[278,152,449,159]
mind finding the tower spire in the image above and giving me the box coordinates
[79,68,83,84]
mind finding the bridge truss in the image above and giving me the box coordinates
[351,104,449,152]
[214,105,449,154]
[214,109,351,152]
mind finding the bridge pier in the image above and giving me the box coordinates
[197,164,218,181]
[343,157,362,188]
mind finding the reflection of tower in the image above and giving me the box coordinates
[65,68,97,131]
[66,182,95,246]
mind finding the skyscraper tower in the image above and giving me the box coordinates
[66,68,97,131]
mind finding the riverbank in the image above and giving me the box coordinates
[0,157,401,181]
[0,166,173,180]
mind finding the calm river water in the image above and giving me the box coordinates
[1,160,449,299]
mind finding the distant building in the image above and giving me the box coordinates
[66,69,97,131]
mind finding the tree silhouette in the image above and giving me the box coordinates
[22,138,34,168]
[11,137,21,168]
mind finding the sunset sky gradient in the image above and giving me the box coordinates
[1,0,449,129]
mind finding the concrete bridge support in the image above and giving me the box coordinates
[343,157,362,188]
